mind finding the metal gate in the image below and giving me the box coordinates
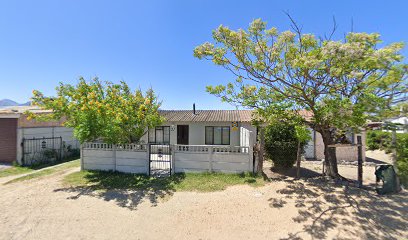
[149,144,172,176]
[22,137,63,166]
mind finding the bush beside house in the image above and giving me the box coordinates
[264,122,308,169]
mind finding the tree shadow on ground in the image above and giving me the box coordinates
[264,161,322,182]
[54,171,185,210]
[268,177,408,240]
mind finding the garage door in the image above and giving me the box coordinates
[0,118,17,163]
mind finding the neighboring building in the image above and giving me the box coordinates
[304,129,366,162]
[385,116,408,133]
[0,106,78,164]
[366,117,408,133]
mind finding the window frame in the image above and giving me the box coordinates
[148,126,170,144]
[205,126,230,145]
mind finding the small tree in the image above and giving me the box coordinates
[194,18,408,178]
[264,121,309,169]
[30,77,163,144]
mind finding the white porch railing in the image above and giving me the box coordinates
[174,145,249,154]
[82,142,147,152]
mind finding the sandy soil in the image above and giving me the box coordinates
[0,159,407,240]
[0,163,11,171]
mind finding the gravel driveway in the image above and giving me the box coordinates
[0,163,407,240]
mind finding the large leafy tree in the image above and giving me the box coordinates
[30,77,163,144]
[194,18,408,178]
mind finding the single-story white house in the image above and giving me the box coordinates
[139,109,365,162]
[0,106,366,171]
[140,110,257,147]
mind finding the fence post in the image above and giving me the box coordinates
[248,131,254,172]
[113,144,117,172]
[171,145,175,175]
[80,143,84,171]
[296,141,301,179]
[357,136,363,188]
[59,137,63,161]
[147,144,150,175]
[209,146,213,173]
[21,137,25,166]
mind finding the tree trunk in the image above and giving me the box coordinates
[257,127,265,173]
[320,129,340,178]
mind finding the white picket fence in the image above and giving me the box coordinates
[81,143,254,174]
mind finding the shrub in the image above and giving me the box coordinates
[264,122,309,169]
[396,134,408,187]
[367,130,408,187]
[366,130,392,151]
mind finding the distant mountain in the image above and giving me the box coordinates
[0,99,31,108]
[19,101,31,106]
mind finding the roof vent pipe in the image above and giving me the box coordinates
[193,103,196,115]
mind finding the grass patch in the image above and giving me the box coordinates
[0,156,81,178]
[5,159,80,184]
[63,170,265,192]
[0,166,34,178]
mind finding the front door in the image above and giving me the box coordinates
[177,125,189,145]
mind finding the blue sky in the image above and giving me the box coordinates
[0,0,407,109]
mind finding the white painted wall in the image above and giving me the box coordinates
[240,123,256,147]
[82,143,149,174]
[304,128,315,159]
[16,126,79,164]
[173,145,253,173]
[306,129,366,162]
[82,143,253,174]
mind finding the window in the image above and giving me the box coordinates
[205,126,230,145]
[149,126,170,143]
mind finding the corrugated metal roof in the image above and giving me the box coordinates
[159,110,254,122]
[0,106,313,123]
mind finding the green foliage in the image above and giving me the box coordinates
[264,121,310,169]
[63,171,264,192]
[194,18,407,176]
[0,166,33,178]
[367,130,408,186]
[30,77,164,144]
[396,134,408,187]
[367,130,392,151]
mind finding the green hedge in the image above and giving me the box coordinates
[367,130,408,186]
[396,134,408,187]
[264,122,308,169]
[366,130,393,152]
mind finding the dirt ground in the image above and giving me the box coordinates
[0,152,407,240]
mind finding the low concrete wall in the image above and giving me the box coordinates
[173,145,253,173]
[82,143,149,174]
[81,143,255,175]
[312,131,366,162]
